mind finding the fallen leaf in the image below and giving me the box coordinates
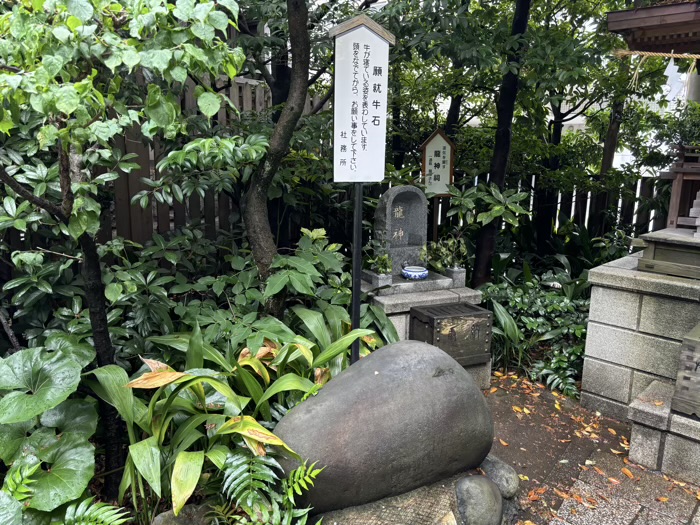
[555,402,561,411]
[494,371,504,377]
[499,438,509,447]
[512,405,523,413]
[489,387,498,394]
[657,497,669,503]
[608,428,617,436]
[519,474,529,481]
[609,477,621,485]
[554,488,570,499]
[560,439,572,443]
[622,468,634,479]
[523,407,531,415]
[611,449,624,455]
[654,400,665,406]
[594,467,606,476]
[586,497,598,507]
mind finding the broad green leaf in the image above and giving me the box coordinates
[105,282,123,303]
[44,333,95,368]
[0,419,35,463]
[218,0,239,18]
[40,398,98,438]
[0,348,81,424]
[207,11,229,31]
[262,271,289,300]
[28,433,95,511]
[186,322,204,370]
[197,92,221,118]
[292,306,331,350]
[89,365,135,426]
[148,333,232,372]
[66,0,93,21]
[173,0,195,21]
[140,50,172,72]
[215,416,296,456]
[191,23,215,42]
[0,491,21,525]
[129,436,162,498]
[205,445,229,470]
[55,86,80,115]
[171,451,204,516]
[312,329,375,367]
[256,374,314,409]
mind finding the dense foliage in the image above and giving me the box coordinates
[0,0,686,521]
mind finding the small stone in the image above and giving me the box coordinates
[479,455,519,499]
[151,505,210,525]
[455,476,503,525]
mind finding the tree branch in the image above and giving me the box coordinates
[0,166,67,221]
[0,308,21,354]
[308,63,330,87]
[58,141,75,218]
[309,81,333,115]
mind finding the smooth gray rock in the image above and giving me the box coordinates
[455,476,503,525]
[479,455,519,499]
[275,341,493,514]
[151,505,209,525]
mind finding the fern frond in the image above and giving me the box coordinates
[221,449,283,511]
[63,497,131,525]
[282,461,324,506]
[1,461,40,501]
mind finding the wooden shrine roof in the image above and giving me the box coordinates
[607,1,700,53]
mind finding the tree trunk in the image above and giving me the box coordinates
[78,234,122,502]
[534,104,563,254]
[243,0,310,281]
[588,98,623,236]
[471,0,532,287]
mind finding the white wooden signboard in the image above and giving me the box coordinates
[331,16,395,183]
[421,129,455,196]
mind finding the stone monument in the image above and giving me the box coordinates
[374,186,428,275]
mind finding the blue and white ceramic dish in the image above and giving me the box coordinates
[402,266,429,280]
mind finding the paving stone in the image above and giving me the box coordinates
[581,358,632,403]
[629,424,663,470]
[629,381,674,430]
[639,294,700,341]
[662,435,700,486]
[588,286,640,330]
[580,392,629,421]
[548,479,640,525]
[579,450,697,522]
[372,290,460,314]
[588,256,700,302]
[585,323,682,379]
[633,507,686,525]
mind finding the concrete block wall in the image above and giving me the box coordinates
[581,255,700,421]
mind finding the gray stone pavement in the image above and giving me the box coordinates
[317,372,700,525]
[486,373,700,525]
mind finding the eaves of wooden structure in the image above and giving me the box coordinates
[607,1,700,53]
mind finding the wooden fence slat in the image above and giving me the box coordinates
[204,191,216,238]
[113,135,132,239]
[124,127,153,245]
[153,139,172,234]
[218,194,231,231]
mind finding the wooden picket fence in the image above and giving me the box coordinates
[99,78,326,246]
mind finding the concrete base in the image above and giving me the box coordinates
[368,285,490,389]
[581,254,700,421]
[628,381,700,486]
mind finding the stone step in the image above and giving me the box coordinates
[678,217,700,226]
[691,208,700,217]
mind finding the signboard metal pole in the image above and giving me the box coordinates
[330,15,395,365]
[351,182,363,364]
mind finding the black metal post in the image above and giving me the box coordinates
[351,181,363,364]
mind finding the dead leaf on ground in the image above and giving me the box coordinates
[622,468,634,479]
[608,428,617,436]
[657,497,669,503]
[611,449,624,455]
[499,438,509,447]
[609,477,621,485]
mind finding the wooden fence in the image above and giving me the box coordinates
[99,78,326,246]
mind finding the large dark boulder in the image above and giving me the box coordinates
[274,341,493,513]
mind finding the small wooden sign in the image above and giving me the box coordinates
[421,129,455,197]
[330,15,395,183]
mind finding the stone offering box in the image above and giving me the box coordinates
[409,303,492,367]
[672,322,700,417]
